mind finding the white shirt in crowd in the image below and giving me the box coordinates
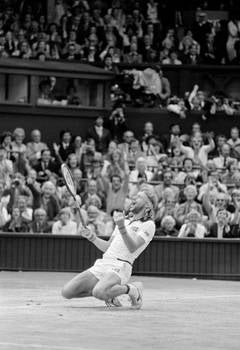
[180,144,213,166]
[52,220,77,235]
[178,223,206,238]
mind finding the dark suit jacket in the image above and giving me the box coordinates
[33,159,60,182]
[86,126,111,153]
[30,221,52,233]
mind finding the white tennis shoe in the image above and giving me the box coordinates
[128,282,143,310]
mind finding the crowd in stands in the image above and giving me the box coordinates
[112,66,240,115]
[1,118,240,239]
[0,0,240,65]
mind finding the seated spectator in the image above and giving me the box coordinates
[162,51,182,65]
[16,195,33,223]
[61,42,83,60]
[72,136,84,165]
[4,172,33,213]
[3,206,30,233]
[26,129,48,166]
[85,204,108,236]
[118,130,135,156]
[155,170,179,202]
[227,127,240,159]
[178,210,207,238]
[156,215,178,237]
[176,185,203,225]
[213,143,237,169]
[30,208,51,234]
[127,139,145,169]
[141,122,155,150]
[33,148,59,183]
[123,42,142,64]
[1,131,13,159]
[128,157,153,198]
[182,43,202,64]
[11,127,27,156]
[31,180,60,225]
[156,193,178,225]
[207,207,239,239]
[52,207,77,235]
[66,153,80,173]
[174,157,200,186]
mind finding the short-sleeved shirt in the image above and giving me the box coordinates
[104,219,156,264]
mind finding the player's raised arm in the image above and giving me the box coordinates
[80,227,113,252]
[113,211,145,253]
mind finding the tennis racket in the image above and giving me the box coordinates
[61,163,86,227]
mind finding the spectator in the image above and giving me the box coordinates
[3,206,30,233]
[33,148,59,183]
[213,143,237,168]
[53,130,74,162]
[52,207,77,235]
[26,129,47,166]
[85,204,108,236]
[176,185,203,225]
[162,51,182,65]
[31,181,60,225]
[128,157,153,198]
[207,207,239,238]
[156,215,178,237]
[178,210,207,238]
[86,116,111,153]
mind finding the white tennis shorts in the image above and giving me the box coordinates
[88,257,132,285]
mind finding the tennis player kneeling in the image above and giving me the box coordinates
[61,189,156,310]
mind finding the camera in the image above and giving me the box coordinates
[12,179,20,186]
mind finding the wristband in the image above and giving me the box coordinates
[118,225,127,235]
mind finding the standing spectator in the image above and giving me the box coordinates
[53,130,74,163]
[226,16,240,62]
[86,116,112,154]
[191,11,212,52]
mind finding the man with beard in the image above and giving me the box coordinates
[61,189,156,310]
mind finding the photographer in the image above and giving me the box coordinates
[4,173,33,214]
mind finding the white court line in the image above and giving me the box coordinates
[2,294,240,310]
[0,342,97,350]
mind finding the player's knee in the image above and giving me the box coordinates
[61,285,73,299]
[92,285,107,300]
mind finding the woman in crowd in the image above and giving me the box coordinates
[178,210,207,238]
[3,206,30,233]
[176,185,203,226]
[30,180,60,226]
[52,207,77,235]
[156,215,178,237]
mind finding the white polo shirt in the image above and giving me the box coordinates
[103,219,156,264]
